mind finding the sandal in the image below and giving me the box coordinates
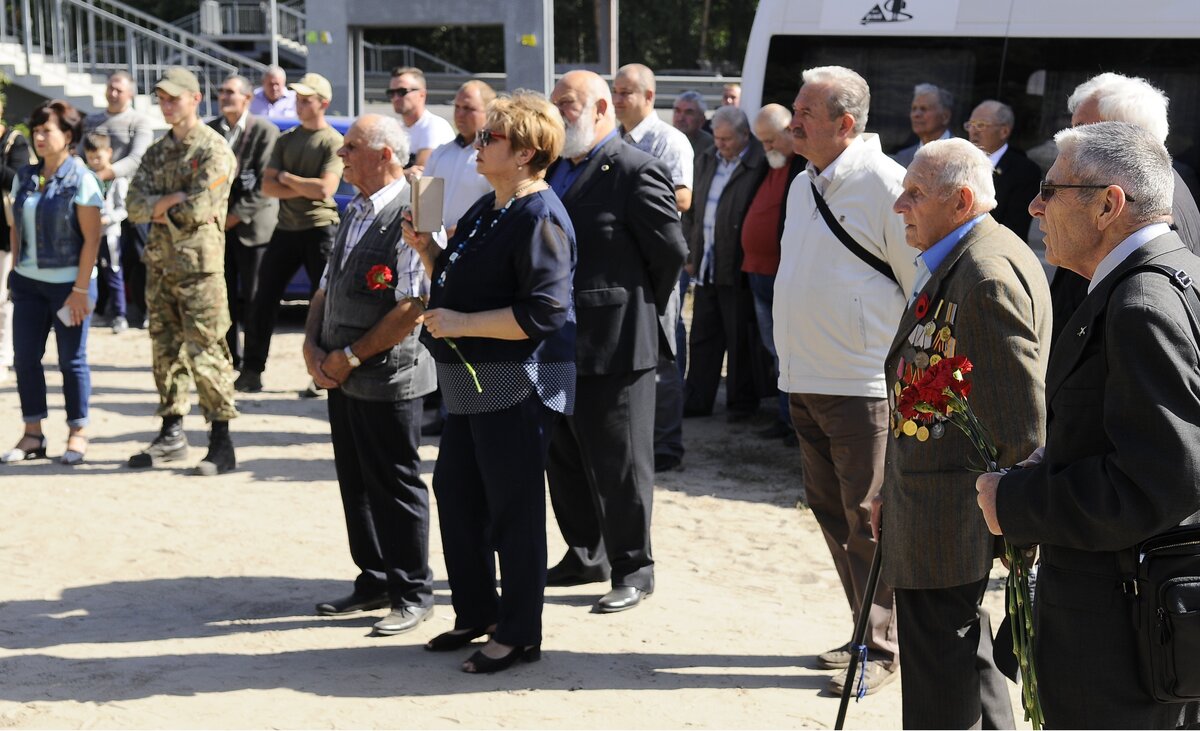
[462,643,541,674]
[61,434,88,466]
[425,626,493,652]
[0,433,49,463]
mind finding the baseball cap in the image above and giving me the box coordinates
[155,67,201,97]
[290,73,333,102]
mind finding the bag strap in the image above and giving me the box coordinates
[810,182,897,285]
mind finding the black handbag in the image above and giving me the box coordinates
[1124,525,1200,703]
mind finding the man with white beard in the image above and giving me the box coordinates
[543,70,689,613]
[740,104,805,443]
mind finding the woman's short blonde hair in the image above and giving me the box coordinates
[487,90,564,174]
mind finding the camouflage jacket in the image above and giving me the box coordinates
[127,122,236,274]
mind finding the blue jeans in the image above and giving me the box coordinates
[98,235,126,318]
[746,272,790,426]
[10,271,94,427]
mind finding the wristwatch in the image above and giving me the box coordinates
[343,346,361,368]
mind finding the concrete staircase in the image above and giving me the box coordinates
[0,41,163,121]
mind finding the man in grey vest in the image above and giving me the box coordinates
[302,114,436,635]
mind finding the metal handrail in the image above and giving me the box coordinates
[362,42,471,75]
[1,0,266,115]
[175,1,306,49]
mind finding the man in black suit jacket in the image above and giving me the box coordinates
[545,70,689,613]
[209,74,280,369]
[1049,72,1200,347]
[965,100,1040,240]
[977,121,1200,728]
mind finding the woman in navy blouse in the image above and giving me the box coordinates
[404,91,575,674]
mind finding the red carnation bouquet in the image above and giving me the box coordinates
[366,265,482,393]
[896,356,1042,729]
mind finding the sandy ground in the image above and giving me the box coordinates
[0,313,1030,729]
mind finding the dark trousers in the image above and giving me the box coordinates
[895,580,1014,730]
[327,389,432,608]
[654,285,684,460]
[789,392,898,664]
[120,221,147,326]
[10,272,95,427]
[96,235,126,319]
[223,233,268,369]
[547,368,656,591]
[684,282,764,415]
[746,272,789,426]
[242,225,334,374]
[434,394,557,646]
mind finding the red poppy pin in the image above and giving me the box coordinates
[913,292,930,319]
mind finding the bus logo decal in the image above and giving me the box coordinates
[861,0,913,25]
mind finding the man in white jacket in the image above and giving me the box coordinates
[776,66,915,695]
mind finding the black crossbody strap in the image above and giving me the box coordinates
[810,182,897,285]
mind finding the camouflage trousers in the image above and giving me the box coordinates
[146,266,238,422]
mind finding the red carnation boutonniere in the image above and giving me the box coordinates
[913,292,930,320]
[364,265,482,393]
[365,264,394,290]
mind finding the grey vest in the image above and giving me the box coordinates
[319,194,436,402]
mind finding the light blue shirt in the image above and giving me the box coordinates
[909,214,986,302]
[1087,222,1174,294]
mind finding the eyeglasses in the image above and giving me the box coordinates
[386,87,419,98]
[963,120,999,131]
[474,128,507,147]
[217,88,242,96]
[1039,181,1136,203]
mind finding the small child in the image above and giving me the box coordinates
[83,131,130,334]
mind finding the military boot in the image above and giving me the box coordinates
[128,415,188,468]
[193,420,236,476]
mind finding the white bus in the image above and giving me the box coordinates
[741,0,1200,173]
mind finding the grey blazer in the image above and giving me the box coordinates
[881,215,1051,589]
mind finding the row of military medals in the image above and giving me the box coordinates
[892,298,959,442]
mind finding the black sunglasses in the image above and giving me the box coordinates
[386,87,419,98]
[474,128,507,147]
[1039,181,1136,203]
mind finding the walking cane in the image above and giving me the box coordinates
[834,530,884,730]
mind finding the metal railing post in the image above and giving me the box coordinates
[22,0,33,72]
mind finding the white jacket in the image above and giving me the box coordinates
[774,134,916,398]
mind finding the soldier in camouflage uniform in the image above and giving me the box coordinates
[126,67,239,475]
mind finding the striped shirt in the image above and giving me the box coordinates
[319,176,427,301]
[698,149,744,284]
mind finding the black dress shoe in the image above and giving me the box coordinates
[594,586,651,613]
[756,421,792,439]
[654,454,683,473]
[315,592,390,616]
[546,560,610,587]
[726,408,757,423]
[372,605,433,635]
[234,371,263,393]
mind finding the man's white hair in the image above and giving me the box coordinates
[755,103,791,133]
[363,114,410,167]
[712,105,750,139]
[913,83,954,114]
[1053,121,1174,222]
[1067,72,1170,144]
[800,66,870,135]
[912,138,997,212]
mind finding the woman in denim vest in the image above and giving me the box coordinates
[405,92,576,674]
[1,100,103,466]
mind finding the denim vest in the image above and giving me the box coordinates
[320,194,436,403]
[13,156,90,269]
